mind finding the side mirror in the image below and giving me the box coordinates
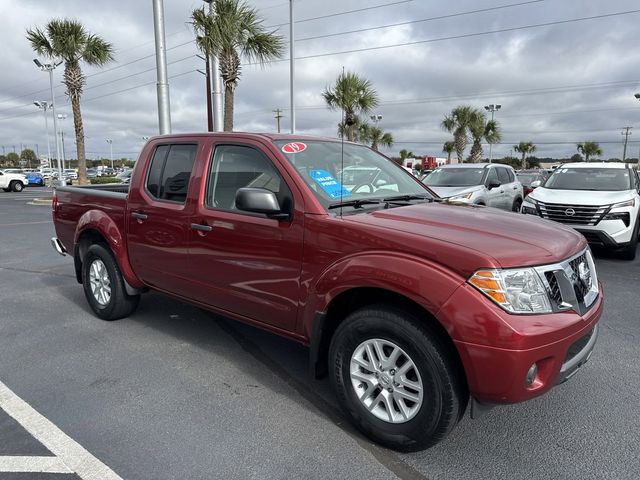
[487,179,501,190]
[530,180,541,188]
[235,187,289,219]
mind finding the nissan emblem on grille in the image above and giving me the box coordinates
[565,208,576,216]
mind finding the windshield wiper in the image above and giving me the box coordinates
[328,199,383,209]
[382,194,434,203]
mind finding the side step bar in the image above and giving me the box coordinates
[51,237,67,256]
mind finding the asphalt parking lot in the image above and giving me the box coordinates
[1,188,638,480]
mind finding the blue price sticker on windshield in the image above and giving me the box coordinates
[309,169,351,199]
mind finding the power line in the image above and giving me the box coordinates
[296,0,544,43]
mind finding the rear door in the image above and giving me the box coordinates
[186,141,304,332]
[496,167,515,209]
[126,142,199,297]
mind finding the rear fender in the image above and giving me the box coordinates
[74,210,143,288]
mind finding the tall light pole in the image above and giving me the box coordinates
[34,101,52,167]
[152,0,172,134]
[34,59,63,183]
[289,0,296,134]
[635,94,640,164]
[484,103,501,163]
[106,139,114,169]
[57,113,67,170]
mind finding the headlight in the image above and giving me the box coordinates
[448,192,473,201]
[610,198,635,209]
[468,268,552,314]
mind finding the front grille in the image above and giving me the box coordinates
[579,231,605,245]
[568,253,590,301]
[564,328,594,364]
[544,271,562,304]
[537,249,597,315]
[537,202,607,226]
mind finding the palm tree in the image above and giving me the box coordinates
[442,141,454,164]
[514,141,536,168]
[323,71,379,142]
[338,116,370,143]
[26,19,114,184]
[191,1,284,132]
[367,126,393,151]
[577,142,602,161]
[399,149,414,162]
[468,114,502,163]
[441,106,481,163]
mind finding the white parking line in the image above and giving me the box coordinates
[0,381,123,480]
[0,456,72,474]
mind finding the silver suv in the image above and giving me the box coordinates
[424,163,524,211]
[521,162,640,259]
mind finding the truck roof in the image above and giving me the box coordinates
[144,132,344,143]
[560,162,630,169]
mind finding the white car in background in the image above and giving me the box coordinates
[521,162,640,259]
[0,169,28,192]
[64,169,78,179]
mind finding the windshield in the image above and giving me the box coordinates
[543,167,632,191]
[425,167,486,187]
[275,140,431,209]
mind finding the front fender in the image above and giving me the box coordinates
[74,209,143,288]
[302,251,465,339]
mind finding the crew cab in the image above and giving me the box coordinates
[51,133,602,451]
[0,169,28,192]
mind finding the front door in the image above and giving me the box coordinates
[127,143,198,296]
[187,142,304,332]
[484,168,504,208]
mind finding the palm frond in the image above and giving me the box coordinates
[25,27,54,58]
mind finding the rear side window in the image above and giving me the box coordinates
[145,144,197,203]
[496,167,511,184]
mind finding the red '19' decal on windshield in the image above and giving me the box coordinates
[281,142,307,154]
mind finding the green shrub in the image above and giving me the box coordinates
[89,176,121,184]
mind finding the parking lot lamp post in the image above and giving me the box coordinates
[370,114,383,125]
[635,94,640,164]
[34,59,63,184]
[57,114,67,170]
[34,101,52,166]
[484,104,501,163]
[106,139,113,169]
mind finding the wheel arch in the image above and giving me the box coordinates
[309,286,468,397]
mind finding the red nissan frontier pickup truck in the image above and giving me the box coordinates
[51,133,601,451]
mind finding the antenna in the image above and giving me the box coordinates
[340,66,345,218]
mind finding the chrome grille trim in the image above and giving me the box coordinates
[534,248,599,315]
[537,202,609,226]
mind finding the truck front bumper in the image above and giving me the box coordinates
[441,283,602,405]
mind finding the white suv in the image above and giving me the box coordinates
[521,162,640,259]
[424,163,524,211]
[0,169,28,192]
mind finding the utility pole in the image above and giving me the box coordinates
[621,126,632,162]
[273,109,283,133]
[152,0,172,134]
[289,0,296,134]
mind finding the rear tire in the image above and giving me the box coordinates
[512,197,523,212]
[329,305,467,451]
[10,181,23,192]
[82,244,140,320]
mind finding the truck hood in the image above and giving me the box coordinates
[345,202,585,269]
[427,185,481,198]
[529,187,634,206]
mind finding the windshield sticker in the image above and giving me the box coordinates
[281,142,307,154]
[309,169,352,199]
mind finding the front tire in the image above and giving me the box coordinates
[10,181,23,192]
[620,218,639,260]
[82,244,140,320]
[329,305,467,451]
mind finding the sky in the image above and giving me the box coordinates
[0,0,639,162]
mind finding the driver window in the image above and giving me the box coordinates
[205,145,287,211]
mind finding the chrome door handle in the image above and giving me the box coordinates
[131,212,148,220]
[190,223,212,232]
